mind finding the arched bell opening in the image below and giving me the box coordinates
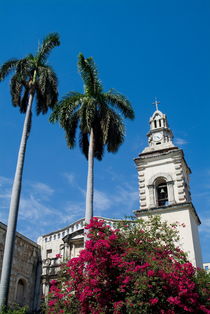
[147,173,175,208]
[155,177,169,207]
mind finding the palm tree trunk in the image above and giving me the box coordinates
[0,92,34,308]
[84,128,94,243]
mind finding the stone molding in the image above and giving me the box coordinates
[148,172,173,185]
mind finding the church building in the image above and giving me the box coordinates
[37,103,203,297]
[0,103,204,308]
[134,101,203,268]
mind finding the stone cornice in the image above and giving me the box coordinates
[134,202,201,225]
[134,148,191,174]
[0,221,40,248]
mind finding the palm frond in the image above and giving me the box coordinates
[50,92,84,123]
[93,118,104,160]
[37,66,48,95]
[0,59,19,81]
[105,109,125,153]
[16,55,34,76]
[79,131,89,159]
[79,100,89,133]
[36,65,58,114]
[35,86,48,115]
[10,73,30,113]
[20,88,29,113]
[102,90,135,119]
[60,92,85,106]
[63,111,79,148]
[49,54,134,161]
[0,33,59,120]
[36,33,60,64]
[78,53,102,96]
[10,74,22,107]
[85,98,96,131]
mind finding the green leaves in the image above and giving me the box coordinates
[0,33,60,115]
[78,53,102,96]
[103,90,135,119]
[36,65,58,114]
[36,32,60,64]
[50,53,135,161]
[0,59,19,81]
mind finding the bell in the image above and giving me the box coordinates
[160,188,165,193]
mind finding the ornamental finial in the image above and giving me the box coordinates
[152,97,160,111]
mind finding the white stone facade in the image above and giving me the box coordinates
[135,204,202,267]
[135,148,191,210]
[37,217,119,296]
[134,109,203,268]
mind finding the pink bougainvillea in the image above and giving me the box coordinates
[47,217,210,314]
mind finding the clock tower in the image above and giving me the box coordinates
[134,102,203,268]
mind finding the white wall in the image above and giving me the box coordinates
[136,206,202,268]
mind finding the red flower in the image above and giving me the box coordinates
[149,298,159,305]
[55,253,62,258]
[50,279,57,285]
[147,270,155,277]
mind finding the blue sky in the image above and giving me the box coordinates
[0,0,210,261]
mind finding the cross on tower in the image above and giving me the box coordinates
[152,98,160,111]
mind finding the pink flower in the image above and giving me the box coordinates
[122,276,131,284]
[167,296,181,305]
[147,270,155,277]
[48,299,57,306]
[113,300,124,309]
[149,298,159,305]
[134,263,150,272]
[50,279,57,285]
[56,253,62,258]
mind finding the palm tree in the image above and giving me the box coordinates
[50,53,134,233]
[0,33,60,307]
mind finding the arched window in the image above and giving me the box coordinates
[156,179,168,206]
[16,279,26,306]
[148,173,175,208]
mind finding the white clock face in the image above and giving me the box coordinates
[153,133,162,141]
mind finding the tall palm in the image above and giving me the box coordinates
[0,33,60,307]
[50,53,134,233]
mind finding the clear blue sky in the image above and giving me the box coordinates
[0,0,210,261]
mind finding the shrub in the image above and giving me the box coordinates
[47,216,210,313]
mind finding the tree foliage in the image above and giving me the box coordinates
[0,32,60,114]
[50,53,134,160]
[47,216,210,313]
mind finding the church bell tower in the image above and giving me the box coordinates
[134,100,203,268]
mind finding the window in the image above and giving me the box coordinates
[205,266,209,271]
[156,180,168,206]
[154,120,157,128]
[46,249,52,258]
[54,234,56,240]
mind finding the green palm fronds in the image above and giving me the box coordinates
[50,53,134,160]
[0,33,60,114]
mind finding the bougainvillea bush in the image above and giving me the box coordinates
[47,216,210,313]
